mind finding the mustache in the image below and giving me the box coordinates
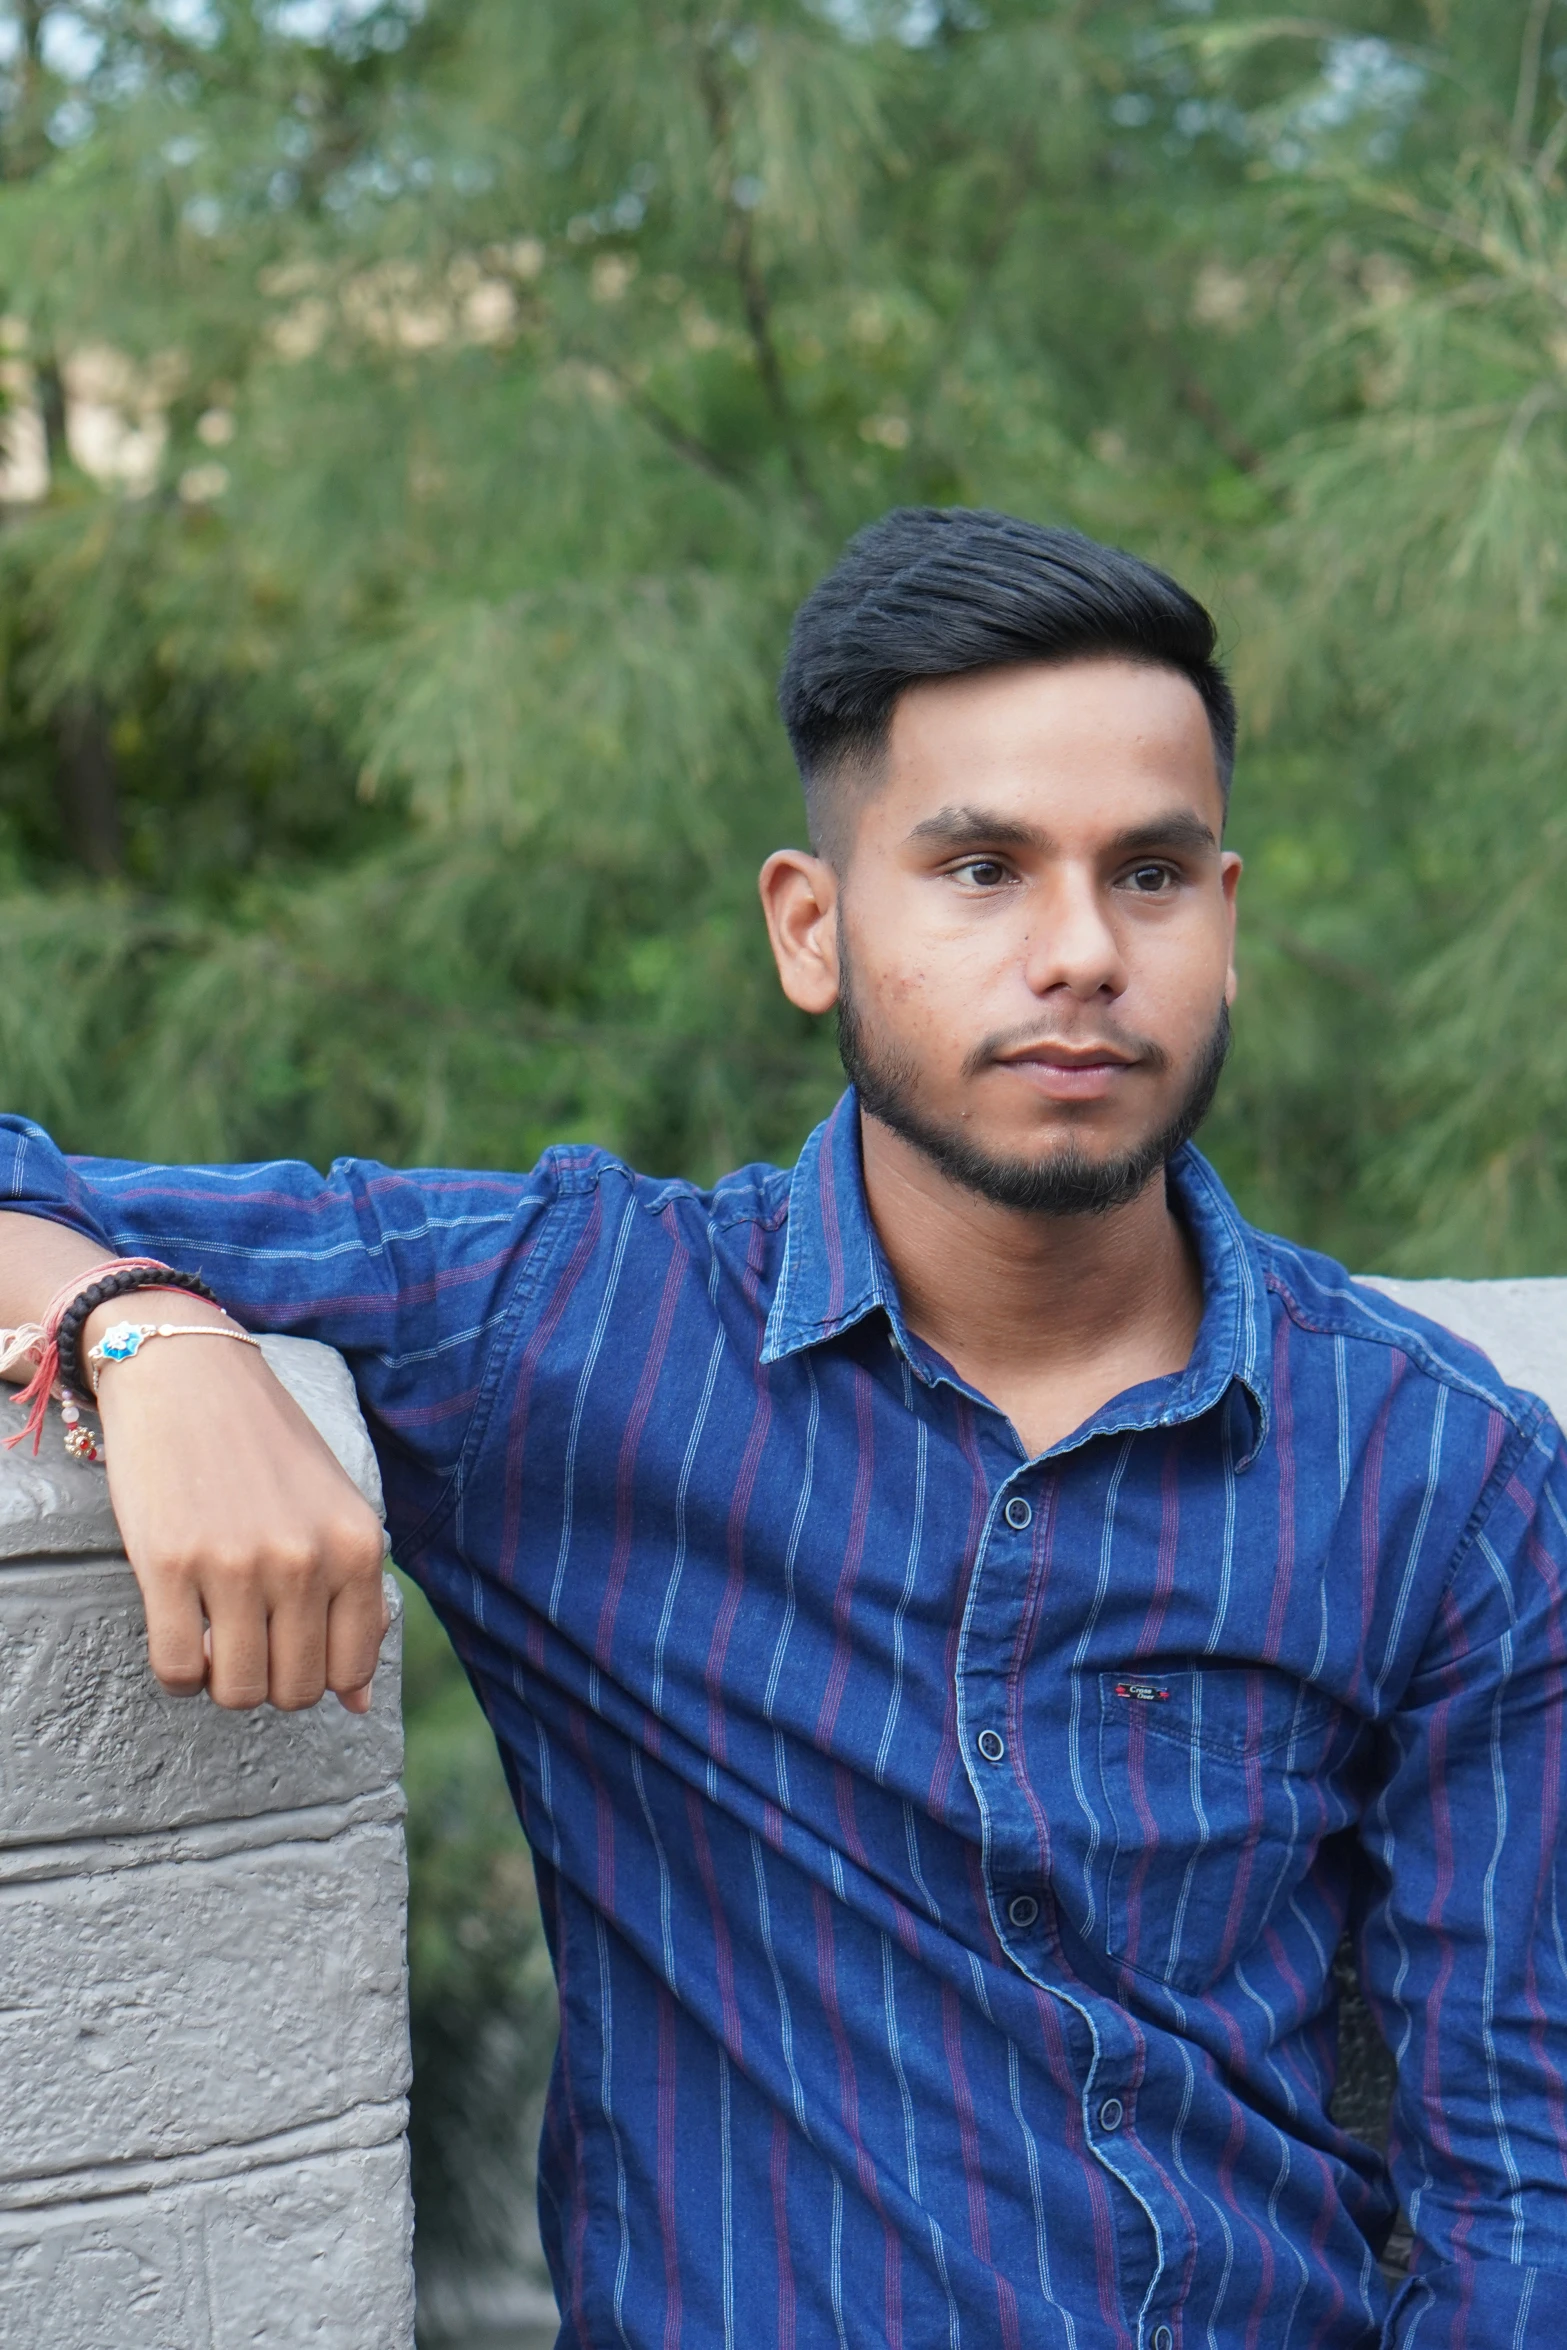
[959,1023,1171,1082]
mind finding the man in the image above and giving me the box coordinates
[0,507,1562,2345]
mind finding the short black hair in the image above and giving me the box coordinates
[778,507,1236,859]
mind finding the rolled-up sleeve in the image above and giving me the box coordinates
[1359,1403,1567,2343]
[0,1112,556,1523]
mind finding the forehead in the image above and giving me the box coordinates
[879,657,1223,838]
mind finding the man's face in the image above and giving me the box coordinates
[760,657,1241,1213]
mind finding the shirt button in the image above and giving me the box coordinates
[1004,1495,1032,1529]
[1006,1893,1039,1929]
[977,1729,1006,1764]
[1152,2329,1174,2350]
[1098,2096,1124,2133]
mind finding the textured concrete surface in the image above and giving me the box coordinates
[0,2135,411,2348]
[0,1559,403,1845]
[0,1333,413,2350]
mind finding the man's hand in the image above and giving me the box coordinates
[88,1303,390,1712]
[0,1215,387,1712]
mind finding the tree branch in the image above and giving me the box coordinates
[1177,367,1266,474]
[731,211,820,519]
[1535,104,1567,183]
[592,356,752,493]
[1512,0,1555,162]
[56,696,123,881]
[35,354,67,480]
[694,46,821,523]
[1267,927,1387,1001]
[912,124,1041,435]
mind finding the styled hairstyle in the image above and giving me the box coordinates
[778,507,1236,859]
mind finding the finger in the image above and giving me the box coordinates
[325,1570,389,1703]
[265,1571,329,1712]
[336,1681,374,1716]
[136,1562,208,1697]
[203,1571,271,1710]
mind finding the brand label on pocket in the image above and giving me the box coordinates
[1114,1678,1171,1703]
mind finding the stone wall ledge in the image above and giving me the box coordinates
[0,1332,413,2350]
[0,2097,410,2215]
[0,1782,403,1882]
[0,2139,412,2349]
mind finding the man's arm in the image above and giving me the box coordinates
[0,1114,555,1713]
[0,1210,389,1712]
[1358,1406,1567,2342]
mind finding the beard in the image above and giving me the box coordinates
[836,945,1231,1219]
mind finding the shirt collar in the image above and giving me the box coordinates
[761,1089,1272,1467]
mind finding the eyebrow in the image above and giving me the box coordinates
[906,804,1219,858]
[907,805,1045,851]
[1108,813,1220,858]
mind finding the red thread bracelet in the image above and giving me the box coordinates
[4,1258,224,1462]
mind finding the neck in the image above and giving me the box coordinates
[859,1110,1205,1455]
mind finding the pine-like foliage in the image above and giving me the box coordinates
[4,0,1564,1268]
[3,0,1567,2297]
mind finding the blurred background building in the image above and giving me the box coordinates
[0,1,1563,2339]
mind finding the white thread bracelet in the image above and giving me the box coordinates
[86,1320,262,1397]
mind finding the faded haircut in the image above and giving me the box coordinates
[778,506,1236,862]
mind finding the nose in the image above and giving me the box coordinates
[1019,865,1127,1002]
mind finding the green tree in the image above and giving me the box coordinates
[3,0,1567,2294]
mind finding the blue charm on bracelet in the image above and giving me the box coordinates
[98,1323,149,1362]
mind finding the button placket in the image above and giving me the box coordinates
[956,1445,1189,2338]
[957,1470,1058,1962]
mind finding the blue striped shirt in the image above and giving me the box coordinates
[4,1095,1567,2346]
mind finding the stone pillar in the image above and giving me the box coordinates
[0,1337,414,2350]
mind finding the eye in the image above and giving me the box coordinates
[1125,861,1177,895]
[951,857,1012,889]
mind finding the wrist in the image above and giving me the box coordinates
[81,1293,237,1352]
[50,1263,224,1406]
[85,1311,263,1406]
[4,1258,242,1466]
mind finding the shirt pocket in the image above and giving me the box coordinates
[1090,1666,1340,1996]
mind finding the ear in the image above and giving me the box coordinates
[1220,848,1242,1006]
[758,849,841,1015]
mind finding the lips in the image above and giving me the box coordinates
[1002,1046,1138,1071]
[993,1044,1139,1102]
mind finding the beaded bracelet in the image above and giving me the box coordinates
[4,1257,226,1464]
[54,1265,220,1401]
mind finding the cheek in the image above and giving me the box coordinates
[882,904,1015,994]
[1131,915,1232,1015]
[864,938,990,1028]
[845,883,1027,1034]
[886,962,932,1008]
[867,961,936,1035]
[850,946,959,1072]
